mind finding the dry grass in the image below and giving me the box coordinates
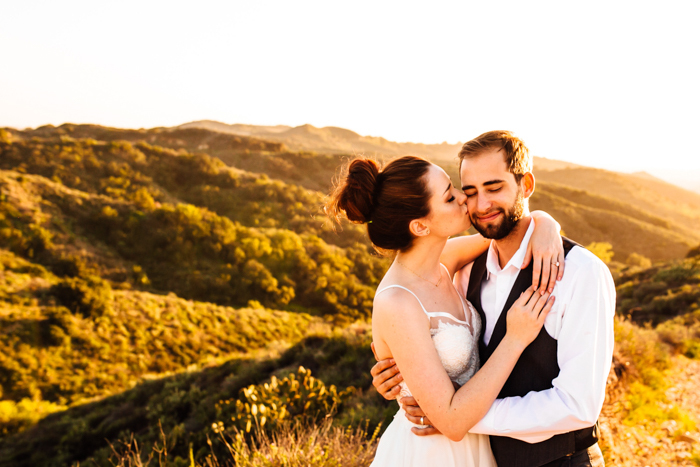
[98,419,380,467]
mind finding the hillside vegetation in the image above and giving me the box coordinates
[535,167,700,243]
[5,124,698,263]
[530,184,696,262]
[0,124,698,466]
[2,251,699,466]
[0,135,385,319]
[0,324,389,467]
[0,249,324,400]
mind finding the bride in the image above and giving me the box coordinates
[325,155,562,466]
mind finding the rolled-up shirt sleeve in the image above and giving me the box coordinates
[469,252,616,443]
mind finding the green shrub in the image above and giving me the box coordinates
[687,244,700,259]
[626,252,652,268]
[49,275,113,317]
[216,367,355,435]
[682,339,700,359]
[49,255,88,278]
[654,259,700,286]
[0,129,12,144]
[0,398,66,437]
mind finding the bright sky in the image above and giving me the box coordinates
[2,1,699,181]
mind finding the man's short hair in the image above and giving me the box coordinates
[458,130,532,183]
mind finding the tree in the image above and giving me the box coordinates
[586,242,614,264]
[0,129,12,143]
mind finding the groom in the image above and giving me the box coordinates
[370,131,615,467]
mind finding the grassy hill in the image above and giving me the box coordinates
[0,247,324,407]
[1,254,698,466]
[0,326,386,467]
[530,183,697,262]
[17,123,286,154]
[0,136,386,319]
[535,167,700,241]
[3,124,347,193]
[4,124,698,263]
[0,130,389,450]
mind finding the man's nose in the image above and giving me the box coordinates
[476,193,492,213]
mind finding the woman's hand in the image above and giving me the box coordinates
[505,285,555,350]
[524,212,565,295]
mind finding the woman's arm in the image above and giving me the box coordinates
[440,211,563,286]
[527,211,565,295]
[373,286,555,442]
[440,234,490,278]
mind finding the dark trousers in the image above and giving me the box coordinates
[539,443,604,467]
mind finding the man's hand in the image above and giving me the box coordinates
[370,342,403,400]
[400,396,442,436]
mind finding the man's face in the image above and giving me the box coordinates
[460,148,526,240]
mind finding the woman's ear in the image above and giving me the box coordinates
[521,172,536,198]
[409,219,431,237]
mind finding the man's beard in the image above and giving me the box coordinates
[471,189,525,240]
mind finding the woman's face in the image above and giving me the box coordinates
[423,164,472,237]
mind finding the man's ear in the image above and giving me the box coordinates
[409,219,430,237]
[521,172,535,198]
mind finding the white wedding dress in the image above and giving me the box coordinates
[370,274,496,467]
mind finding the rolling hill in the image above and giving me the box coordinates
[177,120,464,160]
[4,123,698,262]
[534,167,700,241]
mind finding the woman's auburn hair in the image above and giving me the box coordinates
[325,155,432,253]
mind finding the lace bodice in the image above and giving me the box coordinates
[429,315,480,386]
[376,271,482,428]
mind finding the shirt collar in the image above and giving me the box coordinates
[485,219,535,280]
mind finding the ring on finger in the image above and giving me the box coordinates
[551,261,560,266]
[420,417,424,425]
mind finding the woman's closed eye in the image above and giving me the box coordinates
[448,195,455,202]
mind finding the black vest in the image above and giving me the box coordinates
[466,237,598,467]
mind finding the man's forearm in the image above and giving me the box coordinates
[469,384,606,442]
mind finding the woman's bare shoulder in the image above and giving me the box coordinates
[373,286,426,322]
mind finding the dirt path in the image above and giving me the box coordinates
[601,357,700,466]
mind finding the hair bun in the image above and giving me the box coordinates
[325,158,381,226]
[342,158,380,223]
[325,155,432,252]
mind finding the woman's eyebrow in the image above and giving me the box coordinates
[443,183,452,195]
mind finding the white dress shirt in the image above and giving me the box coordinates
[454,219,616,443]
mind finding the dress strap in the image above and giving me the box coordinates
[440,263,451,280]
[428,310,469,325]
[375,285,431,319]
